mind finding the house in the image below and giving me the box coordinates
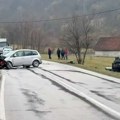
[94,37,120,57]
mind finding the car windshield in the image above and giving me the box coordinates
[0,42,7,47]
[3,51,15,57]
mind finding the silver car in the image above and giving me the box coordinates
[3,49,42,69]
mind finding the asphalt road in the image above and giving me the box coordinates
[2,60,120,120]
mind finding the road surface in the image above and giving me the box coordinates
[2,60,120,120]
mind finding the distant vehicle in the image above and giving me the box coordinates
[0,38,10,55]
[112,57,120,71]
[3,46,13,55]
[2,49,42,69]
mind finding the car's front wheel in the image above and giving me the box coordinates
[6,61,13,69]
[32,60,39,67]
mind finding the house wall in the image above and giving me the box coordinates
[95,51,120,57]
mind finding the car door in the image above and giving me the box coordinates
[23,51,33,65]
[12,51,24,66]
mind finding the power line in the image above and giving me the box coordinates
[0,7,120,24]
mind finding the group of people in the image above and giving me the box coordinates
[48,48,69,60]
[57,48,68,60]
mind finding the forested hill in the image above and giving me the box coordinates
[0,0,120,21]
[0,0,119,49]
[0,0,120,39]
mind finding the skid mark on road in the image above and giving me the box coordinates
[38,68,86,85]
[28,69,90,101]
[21,88,50,118]
[39,68,120,103]
[28,68,119,120]
[50,69,120,84]
[90,90,113,101]
[21,88,45,105]
[27,109,51,115]
[90,90,120,104]
[28,68,120,104]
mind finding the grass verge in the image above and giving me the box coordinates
[41,54,120,79]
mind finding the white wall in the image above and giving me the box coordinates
[95,51,120,57]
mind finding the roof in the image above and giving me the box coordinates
[0,38,7,42]
[94,37,120,51]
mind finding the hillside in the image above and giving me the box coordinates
[0,0,120,47]
[0,0,120,21]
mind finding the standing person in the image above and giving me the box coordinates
[48,48,52,59]
[57,48,61,59]
[61,49,65,60]
[64,48,69,60]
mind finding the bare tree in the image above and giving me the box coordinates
[5,24,19,49]
[6,22,34,49]
[62,15,93,64]
[62,16,82,63]
[30,30,37,49]
[81,16,94,64]
[5,21,47,52]
[21,22,33,48]
[37,29,44,51]
[30,28,45,52]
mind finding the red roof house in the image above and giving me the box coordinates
[94,37,120,57]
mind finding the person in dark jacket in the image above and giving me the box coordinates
[57,48,61,59]
[48,48,52,59]
[61,49,65,59]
